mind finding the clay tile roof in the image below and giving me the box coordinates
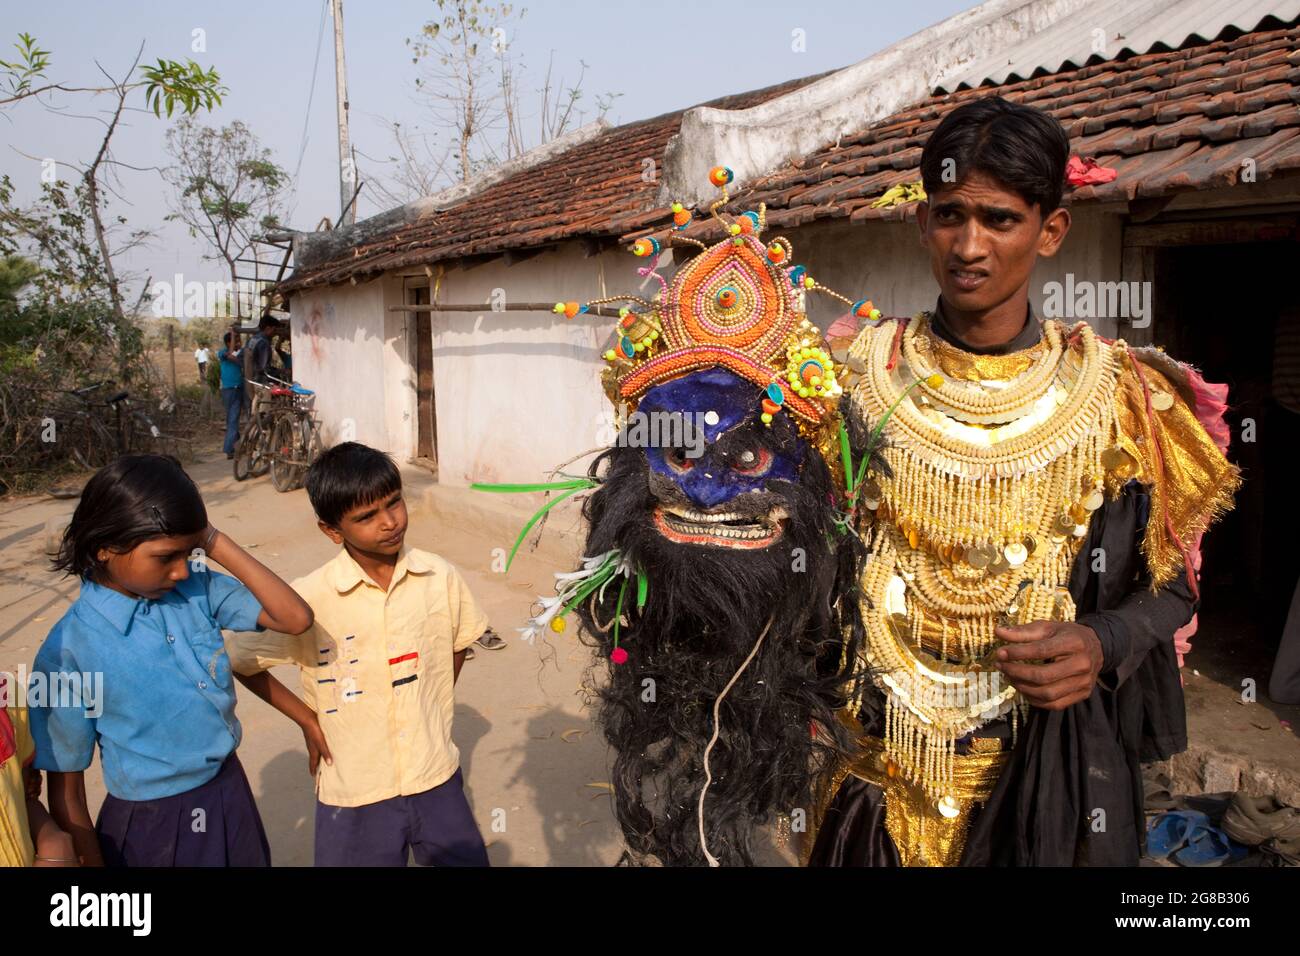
[283,19,1300,292]
[718,19,1300,236]
[279,73,831,293]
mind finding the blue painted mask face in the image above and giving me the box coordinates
[628,368,807,548]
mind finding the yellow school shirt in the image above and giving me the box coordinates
[1,705,36,867]
[225,547,489,808]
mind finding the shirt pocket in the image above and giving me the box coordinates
[190,625,233,690]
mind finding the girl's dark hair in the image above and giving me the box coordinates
[54,454,207,579]
[305,442,402,527]
[920,95,1071,214]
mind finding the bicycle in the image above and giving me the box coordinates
[232,381,276,482]
[269,385,321,492]
[233,381,321,490]
[48,382,192,466]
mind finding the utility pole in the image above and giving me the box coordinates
[331,0,356,228]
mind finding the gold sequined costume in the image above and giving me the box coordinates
[809,312,1239,866]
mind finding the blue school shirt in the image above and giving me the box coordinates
[28,570,263,802]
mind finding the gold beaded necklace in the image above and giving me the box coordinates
[850,314,1124,804]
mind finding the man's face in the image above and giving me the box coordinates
[321,489,408,557]
[917,170,1069,315]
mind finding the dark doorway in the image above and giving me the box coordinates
[1156,237,1300,684]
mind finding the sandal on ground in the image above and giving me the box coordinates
[1173,825,1249,867]
[1146,810,1209,860]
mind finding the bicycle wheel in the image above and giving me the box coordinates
[249,410,272,477]
[232,420,261,481]
[269,416,297,492]
[293,415,320,490]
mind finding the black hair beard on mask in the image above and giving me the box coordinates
[575,443,865,866]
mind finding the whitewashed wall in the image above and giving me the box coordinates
[424,242,652,486]
[289,209,1128,485]
[289,276,415,457]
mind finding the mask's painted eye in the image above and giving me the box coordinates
[665,446,695,475]
[732,445,772,476]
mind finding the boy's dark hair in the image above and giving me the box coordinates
[920,95,1071,215]
[55,454,207,579]
[223,331,234,346]
[257,314,278,331]
[305,442,402,527]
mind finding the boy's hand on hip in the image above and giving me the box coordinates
[993,621,1103,710]
[301,713,333,777]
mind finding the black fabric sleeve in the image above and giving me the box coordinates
[1078,571,1196,689]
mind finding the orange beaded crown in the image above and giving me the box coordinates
[560,165,880,441]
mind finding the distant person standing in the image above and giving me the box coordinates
[194,343,211,381]
[218,332,244,460]
[246,316,279,385]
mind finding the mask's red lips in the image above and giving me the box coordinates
[651,504,787,549]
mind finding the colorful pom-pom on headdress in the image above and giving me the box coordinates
[552,301,589,319]
[559,163,877,453]
[852,299,883,321]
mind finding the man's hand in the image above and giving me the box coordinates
[993,620,1103,710]
[300,713,333,777]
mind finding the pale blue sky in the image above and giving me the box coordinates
[4,0,973,305]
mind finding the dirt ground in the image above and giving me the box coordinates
[0,442,619,866]
[0,437,796,867]
[2,434,1294,866]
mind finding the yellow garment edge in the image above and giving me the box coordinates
[1112,357,1242,590]
[805,720,1007,867]
[1,705,36,867]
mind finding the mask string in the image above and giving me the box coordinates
[698,614,774,867]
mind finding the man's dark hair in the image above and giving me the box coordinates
[257,314,278,331]
[920,95,1071,215]
[54,454,207,579]
[305,442,402,526]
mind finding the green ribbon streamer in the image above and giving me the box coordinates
[470,479,594,493]
[613,576,629,650]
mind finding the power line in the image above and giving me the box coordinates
[286,0,330,220]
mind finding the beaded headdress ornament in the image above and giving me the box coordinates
[554,164,882,451]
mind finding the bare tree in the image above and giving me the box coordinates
[407,0,517,184]
[163,118,289,294]
[366,2,619,207]
[356,120,453,208]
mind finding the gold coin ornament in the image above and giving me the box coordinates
[852,313,1128,806]
[1150,391,1174,411]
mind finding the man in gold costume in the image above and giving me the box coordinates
[809,97,1240,866]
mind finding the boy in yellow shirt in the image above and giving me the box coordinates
[227,443,490,866]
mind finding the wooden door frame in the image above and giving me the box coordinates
[407,282,438,471]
